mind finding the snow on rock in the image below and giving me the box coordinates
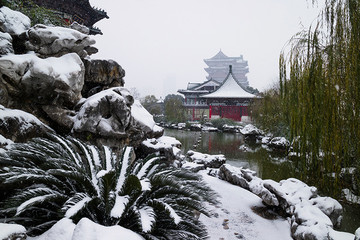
[217,164,348,240]
[139,136,181,160]
[0,31,13,55]
[201,125,218,132]
[222,124,241,133]
[29,218,144,240]
[355,227,360,240]
[0,223,26,240]
[0,105,53,143]
[25,24,96,58]
[181,161,206,172]
[131,99,163,137]
[240,124,264,140]
[268,137,290,150]
[189,123,202,131]
[142,136,181,150]
[0,6,31,35]
[218,164,279,206]
[72,218,144,240]
[29,218,75,240]
[186,150,226,169]
[73,88,163,146]
[73,87,133,138]
[261,136,272,144]
[0,52,84,106]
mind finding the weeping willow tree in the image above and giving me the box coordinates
[280,0,360,196]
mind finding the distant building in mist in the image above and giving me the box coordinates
[204,50,249,87]
[178,56,258,122]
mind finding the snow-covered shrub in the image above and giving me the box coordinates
[0,135,216,239]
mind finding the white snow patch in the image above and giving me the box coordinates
[142,136,181,150]
[96,170,110,179]
[187,150,225,164]
[0,104,50,133]
[140,179,151,191]
[139,206,155,232]
[115,147,132,193]
[103,146,113,171]
[28,218,75,240]
[240,124,263,135]
[0,223,26,240]
[0,6,30,35]
[137,157,158,179]
[199,170,292,240]
[163,202,181,224]
[0,52,83,88]
[16,193,56,216]
[0,134,13,146]
[72,218,144,240]
[131,99,163,134]
[64,195,92,218]
[110,195,129,218]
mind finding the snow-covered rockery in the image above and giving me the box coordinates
[0,6,163,148]
[217,164,349,240]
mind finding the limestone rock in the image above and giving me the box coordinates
[131,99,164,139]
[240,124,264,141]
[70,22,90,35]
[0,32,13,55]
[138,136,181,160]
[0,105,53,143]
[355,227,360,240]
[190,123,202,131]
[0,52,84,107]
[82,59,125,97]
[186,150,226,168]
[0,6,31,35]
[42,105,76,132]
[268,137,290,150]
[218,164,344,240]
[73,87,133,139]
[0,223,27,240]
[222,124,241,133]
[25,24,96,58]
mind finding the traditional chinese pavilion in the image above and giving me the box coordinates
[204,50,249,87]
[178,79,221,121]
[32,0,108,35]
[200,66,257,121]
[178,64,257,122]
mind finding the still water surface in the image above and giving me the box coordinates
[164,129,360,233]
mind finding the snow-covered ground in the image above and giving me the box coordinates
[199,170,292,240]
[198,169,356,240]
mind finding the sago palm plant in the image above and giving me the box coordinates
[0,134,216,239]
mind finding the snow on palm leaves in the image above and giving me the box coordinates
[0,135,214,239]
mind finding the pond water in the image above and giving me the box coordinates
[164,128,360,233]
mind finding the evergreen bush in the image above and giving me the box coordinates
[0,135,216,239]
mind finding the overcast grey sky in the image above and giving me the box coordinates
[90,0,323,98]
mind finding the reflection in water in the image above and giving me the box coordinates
[165,129,294,181]
[164,128,360,233]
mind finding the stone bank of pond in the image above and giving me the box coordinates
[164,128,360,233]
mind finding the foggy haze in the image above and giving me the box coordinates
[90,0,322,98]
